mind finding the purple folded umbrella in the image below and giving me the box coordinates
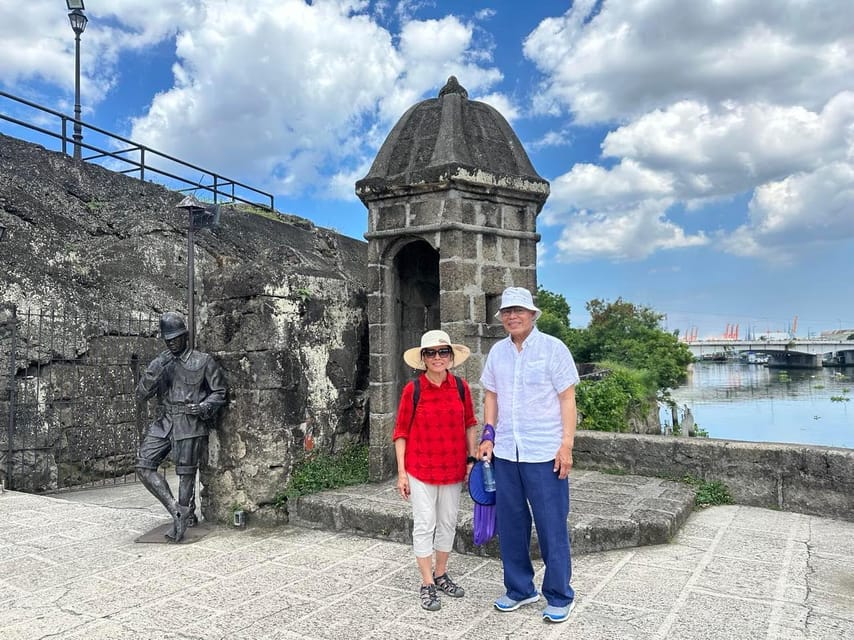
[473,502,496,546]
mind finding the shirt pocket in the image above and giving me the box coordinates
[176,366,206,387]
[526,359,551,387]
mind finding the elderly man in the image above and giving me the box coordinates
[478,287,579,623]
[135,312,226,542]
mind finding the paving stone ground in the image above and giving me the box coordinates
[1,475,853,639]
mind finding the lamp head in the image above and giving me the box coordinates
[68,9,88,35]
[177,195,206,214]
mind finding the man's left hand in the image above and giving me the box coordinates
[553,443,573,479]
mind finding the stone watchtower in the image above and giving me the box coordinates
[355,77,549,481]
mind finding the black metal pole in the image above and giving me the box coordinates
[6,306,18,490]
[187,212,195,350]
[73,31,82,160]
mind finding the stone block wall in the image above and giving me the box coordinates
[363,185,541,481]
[574,431,854,521]
[200,268,369,525]
[1,134,370,522]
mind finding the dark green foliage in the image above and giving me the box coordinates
[567,297,693,390]
[576,362,654,431]
[535,287,572,343]
[280,443,369,500]
[535,289,693,432]
[682,475,733,506]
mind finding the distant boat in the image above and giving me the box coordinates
[742,352,769,365]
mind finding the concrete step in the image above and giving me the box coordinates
[290,468,696,558]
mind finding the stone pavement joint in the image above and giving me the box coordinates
[1,474,853,639]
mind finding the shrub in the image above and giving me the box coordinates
[278,442,369,501]
[682,475,733,507]
[576,362,653,432]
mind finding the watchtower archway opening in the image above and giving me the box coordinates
[393,239,439,390]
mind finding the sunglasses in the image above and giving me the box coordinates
[422,347,453,359]
[499,306,531,317]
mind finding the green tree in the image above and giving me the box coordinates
[535,286,572,342]
[573,298,693,390]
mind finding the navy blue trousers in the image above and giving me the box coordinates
[494,457,574,607]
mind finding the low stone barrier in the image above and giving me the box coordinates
[574,431,854,521]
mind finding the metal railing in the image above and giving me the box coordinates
[1,304,160,493]
[0,91,275,211]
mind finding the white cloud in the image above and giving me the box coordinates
[3,1,502,201]
[0,1,199,106]
[602,96,854,199]
[721,162,854,260]
[544,160,674,219]
[524,0,854,124]
[529,129,573,150]
[526,0,854,264]
[553,200,708,262]
[126,2,501,197]
[474,92,519,122]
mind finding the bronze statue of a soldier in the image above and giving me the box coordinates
[136,312,227,542]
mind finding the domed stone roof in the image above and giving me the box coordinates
[356,77,549,202]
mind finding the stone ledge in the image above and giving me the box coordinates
[289,469,696,558]
[574,431,854,521]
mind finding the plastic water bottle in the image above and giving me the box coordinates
[482,459,496,493]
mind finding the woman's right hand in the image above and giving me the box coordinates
[397,474,410,500]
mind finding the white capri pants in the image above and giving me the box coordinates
[408,474,463,558]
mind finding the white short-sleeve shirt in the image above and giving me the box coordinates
[480,327,579,463]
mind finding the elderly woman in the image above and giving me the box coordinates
[393,329,479,611]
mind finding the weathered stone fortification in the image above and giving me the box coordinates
[0,134,369,520]
[575,431,854,521]
[356,77,548,480]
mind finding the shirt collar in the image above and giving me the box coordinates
[505,325,541,348]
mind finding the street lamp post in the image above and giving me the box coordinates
[176,196,221,351]
[66,1,88,160]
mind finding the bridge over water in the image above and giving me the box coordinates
[685,339,854,368]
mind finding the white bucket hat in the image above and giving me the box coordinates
[495,286,541,321]
[403,330,471,370]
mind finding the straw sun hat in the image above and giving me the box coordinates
[403,330,471,370]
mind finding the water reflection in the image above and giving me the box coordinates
[668,363,853,449]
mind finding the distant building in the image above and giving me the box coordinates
[819,329,854,340]
[757,331,792,341]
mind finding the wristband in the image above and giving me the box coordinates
[466,456,477,464]
[481,423,495,443]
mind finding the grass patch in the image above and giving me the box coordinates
[275,443,369,506]
[598,467,628,475]
[682,475,733,507]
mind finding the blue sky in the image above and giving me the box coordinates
[2,0,853,339]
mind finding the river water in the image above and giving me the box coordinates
[667,362,854,449]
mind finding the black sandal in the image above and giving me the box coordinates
[433,572,465,598]
[420,584,441,611]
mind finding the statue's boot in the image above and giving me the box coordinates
[164,503,192,542]
[172,504,193,543]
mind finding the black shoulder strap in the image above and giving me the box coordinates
[453,374,465,404]
[412,377,421,413]
[410,374,466,425]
